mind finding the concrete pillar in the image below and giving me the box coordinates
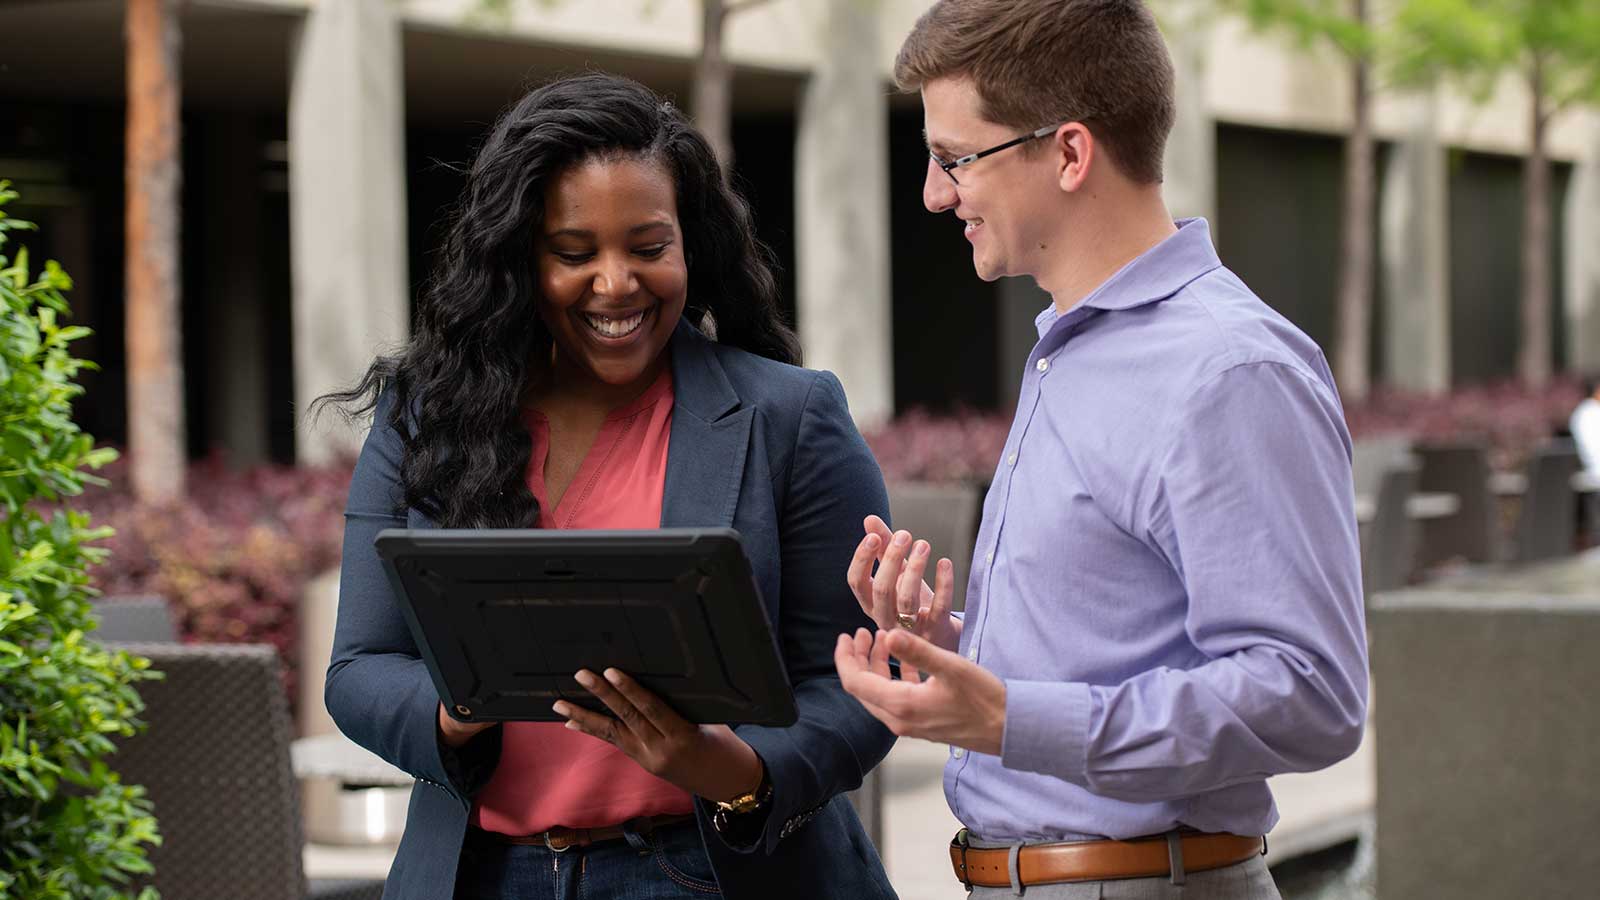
[1380,91,1451,393]
[288,0,409,464]
[1160,3,1216,227]
[796,0,892,427]
[1565,118,1600,373]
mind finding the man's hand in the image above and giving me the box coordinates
[834,627,1005,755]
[845,514,963,652]
[554,668,764,803]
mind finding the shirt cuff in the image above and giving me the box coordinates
[1000,679,1092,784]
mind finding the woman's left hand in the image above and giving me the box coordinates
[555,668,764,802]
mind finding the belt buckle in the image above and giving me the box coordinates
[542,830,574,853]
[953,827,973,890]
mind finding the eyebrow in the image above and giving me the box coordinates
[922,129,968,157]
[546,221,675,239]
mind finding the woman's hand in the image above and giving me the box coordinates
[437,702,497,749]
[845,514,963,652]
[555,668,764,803]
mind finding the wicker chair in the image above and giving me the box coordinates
[106,642,385,900]
[91,595,178,643]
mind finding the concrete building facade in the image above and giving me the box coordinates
[1,0,1596,464]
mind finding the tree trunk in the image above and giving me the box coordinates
[1333,0,1374,403]
[125,0,186,503]
[1518,57,1552,387]
[695,0,733,172]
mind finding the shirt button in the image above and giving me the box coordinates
[985,550,994,563]
[967,646,978,661]
[1007,453,1017,466]
[952,747,966,759]
[1036,358,1050,373]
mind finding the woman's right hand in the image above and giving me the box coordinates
[438,702,497,749]
[845,515,962,653]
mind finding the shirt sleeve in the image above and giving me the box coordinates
[1000,361,1369,801]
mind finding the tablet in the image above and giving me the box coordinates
[374,528,797,727]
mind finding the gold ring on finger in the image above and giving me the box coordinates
[896,613,916,630]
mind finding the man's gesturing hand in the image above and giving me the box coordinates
[845,515,962,652]
[833,627,1005,756]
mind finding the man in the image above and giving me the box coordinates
[1574,376,1600,539]
[1574,376,1600,481]
[834,2,1369,897]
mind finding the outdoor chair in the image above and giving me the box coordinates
[1361,463,1420,597]
[90,595,178,643]
[1352,435,1414,499]
[1413,441,1496,568]
[1507,440,1582,564]
[105,642,385,900]
[887,481,981,613]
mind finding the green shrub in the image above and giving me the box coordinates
[0,182,161,900]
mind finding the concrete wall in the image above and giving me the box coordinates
[1371,591,1600,899]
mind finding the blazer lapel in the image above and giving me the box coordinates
[662,320,753,529]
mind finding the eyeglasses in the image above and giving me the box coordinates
[930,123,1065,185]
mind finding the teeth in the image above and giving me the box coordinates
[583,310,647,338]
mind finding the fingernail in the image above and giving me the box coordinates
[865,534,880,548]
[894,532,910,547]
[914,541,929,557]
[604,669,622,685]
[575,671,594,687]
[564,721,580,731]
[552,702,568,716]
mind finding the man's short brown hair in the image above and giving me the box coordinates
[895,0,1176,185]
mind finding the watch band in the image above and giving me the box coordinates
[715,768,772,814]
[712,768,772,835]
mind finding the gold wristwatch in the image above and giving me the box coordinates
[712,768,772,834]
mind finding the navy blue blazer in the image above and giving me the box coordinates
[325,320,899,900]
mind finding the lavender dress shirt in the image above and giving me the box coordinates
[948,218,1369,843]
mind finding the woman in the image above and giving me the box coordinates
[320,73,897,900]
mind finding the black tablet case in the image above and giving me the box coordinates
[374,528,797,727]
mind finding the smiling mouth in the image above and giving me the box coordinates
[965,217,984,235]
[582,308,650,339]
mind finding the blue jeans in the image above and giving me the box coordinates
[454,821,723,900]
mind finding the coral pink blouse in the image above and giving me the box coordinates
[469,367,694,835]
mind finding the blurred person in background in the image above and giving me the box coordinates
[1573,375,1600,481]
[318,73,896,900]
[836,2,1369,898]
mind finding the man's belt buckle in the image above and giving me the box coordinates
[953,827,973,890]
[542,830,574,853]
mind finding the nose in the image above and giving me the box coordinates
[592,253,639,299]
[923,158,958,214]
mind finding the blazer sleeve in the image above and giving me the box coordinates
[706,370,897,854]
[323,387,502,808]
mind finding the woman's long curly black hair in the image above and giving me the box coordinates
[318,73,800,528]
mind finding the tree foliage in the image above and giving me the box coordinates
[0,182,161,900]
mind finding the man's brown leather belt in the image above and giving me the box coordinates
[478,813,696,851]
[948,829,1265,888]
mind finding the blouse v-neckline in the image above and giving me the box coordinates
[523,368,674,528]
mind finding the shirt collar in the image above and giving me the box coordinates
[1035,217,1222,339]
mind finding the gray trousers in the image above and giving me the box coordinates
[963,835,1281,900]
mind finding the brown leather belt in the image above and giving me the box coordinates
[949,829,1265,888]
[476,813,696,852]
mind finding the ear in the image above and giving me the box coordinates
[1053,122,1095,193]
